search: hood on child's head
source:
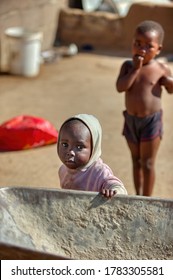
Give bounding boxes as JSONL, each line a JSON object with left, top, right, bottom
{"left": 59, "top": 114, "right": 102, "bottom": 169}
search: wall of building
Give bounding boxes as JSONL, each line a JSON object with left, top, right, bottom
{"left": 1, "top": 1, "right": 173, "bottom": 59}
{"left": 57, "top": 3, "right": 173, "bottom": 54}
{"left": 0, "top": 0, "right": 68, "bottom": 50}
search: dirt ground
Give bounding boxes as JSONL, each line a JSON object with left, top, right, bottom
{"left": 0, "top": 51, "right": 173, "bottom": 199}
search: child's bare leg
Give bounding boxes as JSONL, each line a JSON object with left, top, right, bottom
{"left": 127, "top": 141, "right": 143, "bottom": 195}
{"left": 140, "top": 137, "right": 161, "bottom": 196}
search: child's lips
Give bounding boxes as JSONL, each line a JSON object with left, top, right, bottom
{"left": 135, "top": 54, "right": 144, "bottom": 59}
{"left": 66, "top": 158, "right": 75, "bottom": 163}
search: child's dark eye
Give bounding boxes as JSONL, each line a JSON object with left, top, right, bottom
{"left": 61, "top": 142, "right": 68, "bottom": 148}
{"left": 148, "top": 45, "right": 153, "bottom": 49}
{"left": 77, "top": 145, "right": 84, "bottom": 150}
{"left": 135, "top": 41, "right": 141, "bottom": 47}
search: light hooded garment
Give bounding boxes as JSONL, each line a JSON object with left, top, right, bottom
{"left": 58, "top": 114, "right": 127, "bottom": 194}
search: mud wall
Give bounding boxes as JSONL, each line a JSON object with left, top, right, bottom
{"left": 57, "top": 8, "right": 123, "bottom": 50}
{"left": 0, "top": 0, "right": 68, "bottom": 50}
{"left": 57, "top": 3, "right": 173, "bottom": 53}
{"left": 1, "top": 2, "right": 173, "bottom": 53}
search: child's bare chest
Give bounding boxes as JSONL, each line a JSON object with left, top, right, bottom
{"left": 134, "top": 65, "right": 162, "bottom": 88}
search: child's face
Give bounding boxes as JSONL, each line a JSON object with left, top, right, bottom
{"left": 58, "top": 120, "right": 92, "bottom": 169}
{"left": 132, "top": 30, "right": 162, "bottom": 64}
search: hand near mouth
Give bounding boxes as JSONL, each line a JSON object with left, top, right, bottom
{"left": 133, "top": 55, "right": 144, "bottom": 70}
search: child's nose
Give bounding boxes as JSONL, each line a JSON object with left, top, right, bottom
{"left": 67, "top": 149, "right": 75, "bottom": 156}
{"left": 138, "top": 49, "right": 146, "bottom": 56}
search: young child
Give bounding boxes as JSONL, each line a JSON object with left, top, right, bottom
{"left": 116, "top": 20, "right": 173, "bottom": 196}
{"left": 57, "top": 114, "right": 127, "bottom": 198}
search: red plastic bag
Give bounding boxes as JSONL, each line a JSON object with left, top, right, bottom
{"left": 0, "top": 115, "right": 58, "bottom": 151}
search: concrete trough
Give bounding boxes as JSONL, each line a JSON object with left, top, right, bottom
{"left": 0, "top": 187, "right": 173, "bottom": 259}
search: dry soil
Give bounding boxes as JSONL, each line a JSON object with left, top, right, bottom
{"left": 0, "top": 51, "right": 173, "bottom": 198}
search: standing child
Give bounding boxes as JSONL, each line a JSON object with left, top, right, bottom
{"left": 57, "top": 114, "right": 127, "bottom": 198}
{"left": 116, "top": 20, "right": 173, "bottom": 196}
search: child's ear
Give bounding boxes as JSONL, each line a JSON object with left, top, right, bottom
{"left": 157, "top": 45, "right": 162, "bottom": 55}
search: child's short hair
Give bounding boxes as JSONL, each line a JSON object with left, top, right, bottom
{"left": 136, "top": 20, "right": 164, "bottom": 44}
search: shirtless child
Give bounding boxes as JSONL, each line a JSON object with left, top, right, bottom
{"left": 116, "top": 20, "right": 173, "bottom": 196}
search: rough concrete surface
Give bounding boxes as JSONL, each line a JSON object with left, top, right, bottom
{"left": 0, "top": 187, "right": 173, "bottom": 260}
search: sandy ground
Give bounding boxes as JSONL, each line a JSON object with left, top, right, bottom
{"left": 0, "top": 51, "right": 173, "bottom": 199}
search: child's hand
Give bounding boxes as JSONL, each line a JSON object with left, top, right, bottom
{"left": 159, "top": 76, "right": 173, "bottom": 93}
{"left": 159, "top": 76, "right": 168, "bottom": 86}
{"left": 101, "top": 188, "right": 117, "bottom": 198}
{"left": 133, "top": 55, "right": 144, "bottom": 70}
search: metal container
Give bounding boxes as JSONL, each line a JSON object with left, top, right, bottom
{"left": 0, "top": 187, "right": 173, "bottom": 259}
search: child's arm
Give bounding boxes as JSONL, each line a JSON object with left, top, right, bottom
{"left": 159, "top": 64, "right": 173, "bottom": 94}
{"left": 116, "top": 57, "right": 143, "bottom": 92}
{"left": 98, "top": 163, "right": 127, "bottom": 198}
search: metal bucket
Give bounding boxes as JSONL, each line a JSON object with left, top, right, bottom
{"left": 4, "top": 27, "right": 42, "bottom": 77}
{"left": 0, "top": 187, "right": 173, "bottom": 259}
